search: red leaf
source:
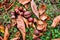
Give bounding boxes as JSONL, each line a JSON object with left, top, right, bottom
{"left": 31, "top": 0, "right": 39, "bottom": 18}
{"left": 17, "top": 15, "right": 26, "bottom": 40}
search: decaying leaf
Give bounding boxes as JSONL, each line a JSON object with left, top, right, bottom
{"left": 0, "top": 25, "right": 4, "bottom": 33}
{"left": 37, "top": 20, "right": 47, "bottom": 31}
{"left": 17, "top": 15, "right": 26, "bottom": 40}
{"left": 23, "top": 17, "right": 29, "bottom": 28}
{"left": 18, "top": 0, "right": 30, "bottom": 5}
{"left": 31, "top": 0, "right": 39, "bottom": 18}
{"left": 39, "top": 4, "right": 46, "bottom": 15}
{"left": 4, "top": 27, "right": 9, "bottom": 40}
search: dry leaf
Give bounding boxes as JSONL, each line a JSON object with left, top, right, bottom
{"left": 51, "top": 15, "right": 60, "bottom": 27}
{"left": 25, "top": 4, "right": 28, "bottom": 9}
{"left": 11, "top": 19, "right": 16, "bottom": 26}
{"left": 17, "top": 15, "right": 26, "bottom": 40}
{"left": 11, "top": 31, "right": 20, "bottom": 40}
{"left": 23, "top": 17, "right": 29, "bottom": 28}
{"left": 18, "top": 0, "right": 30, "bottom": 5}
{"left": 11, "top": 37, "right": 20, "bottom": 40}
{"left": 0, "top": 36, "right": 3, "bottom": 40}
{"left": 15, "top": 31, "right": 20, "bottom": 37}
{"left": 0, "top": 25, "right": 4, "bottom": 33}
{"left": 40, "top": 13, "right": 48, "bottom": 21}
{"left": 34, "top": 18, "right": 38, "bottom": 23}
{"left": 37, "top": 20, "right": 47, "bottom": 31}
{"left": 3, "top": 0, "right": 15, "bottom": 11}
{"left": 32, "top": 23, "right": 36, "bottom": 29}
{"left": 31, "top": 0, "right": 39, "bottom": 18}
{"left": 39, "top": 4, "right": 46, "bottom": 15}
{"left": 4, "top": 27, "right": 9, "bottom": 40}
{"left": 53, "top": 38, "right": 60, "bottom": 40}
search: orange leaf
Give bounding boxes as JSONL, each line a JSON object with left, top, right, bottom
{"left": 4, "top": 27, "right": 9, "bottom": 40}
{"left": 18, "top": 0, "right": 30, "bottom": 5}
{"left": 31, "top": 0, "right": 39, "bottom": 18}
{"left": 39, "top": 4, "right": 46, "bottom": 15}
{"left": 17, "top": 15, "right": 26, "bottom": 40}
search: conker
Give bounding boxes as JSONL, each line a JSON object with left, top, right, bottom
{"left": 34, "top": 29, "right": 40, "bottom": 35}
{"left": 28, "top": 17, "right": 34, "bottom": 22}
{"left": 24, "top": 11, "right": 31, "bottom": 18}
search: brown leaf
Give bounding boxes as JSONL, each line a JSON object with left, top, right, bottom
{"left": 40, "top": 13, "right": 48, "bottom": 21}
{"left": 11, "top": 19, "right": 16, "bottom": 26}
{"left": 23, "top": 17, "right": 29, "bottom": 28}
{"left": 4, "top": 0, "right": 15, "bottom": 11}
{"left": 4, "top": 27, "right": 9, "bottom": 40}
{"left": 39, "top": 4, "right": 46, "bottom": 15}
{"left": 18, "top": 0, "right": 30, "bottom": 5}
{"left": 51, "top": 15, "right": 60, "bottom": 27}
{"left": 11, "top": 37, "right": 20, "bottom": 40}
{"left": 25, "top": 4, "right": 29, "bottom": 9}
{"left": 11, "top": 31, "right": 20, "bottom": 40}
{"left": 0, "top": 25, "right": 4, "bottom": 33}
{"left": 37, "top": 20, "right": 47, "bottom": 31}
{"left": 31, "top": 0, "right": 39, "bottom": 18}
{"left": 17, "top": 15, "right": 26, "bottom": 40}
{"left": 0, "top": 36, "right": 3, "bottom": 40}
{"left": 53, "top": 38, "right": 60, "bottom": 40}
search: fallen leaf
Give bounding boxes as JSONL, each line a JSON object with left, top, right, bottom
{"left": 25, "top": 4, "right": 29, "bottom": 9}
{"left": 31, "top": 0, "right": 39, "bottom": 18}
{"left": 39, "top": 4, "right": 46, "bottom": 15}
{"left": 15, "top": 31, "right": 20, "bottom": 37}
{"left": 34, "top": 18, "right": 38, "bottom": 23}
{"left": 11, "top": 37, "right": 20, "bottom": 40}
{"left": 23, "top": 17, "right": 29, "bottom": 28}
{"left": 40, "top": 13, "right": 48, "bottom": 21}
{"left": 51, "top": 15, "right": 60, "bottom": 27}
{"left": 11, "top": 19, "right": 16, "bottom": 26}
{"left": 4, "top": 0, "right": 15, "bottom": 11}
{"left": 17, "top": 15, "right": 26, "bottom": 40}
{"left": 11, "top": 31, "right": 20, "bottom": 40}
{"left": 0, "top": 36, "right": 3, "bottom": 40}
{"left": 37, "top": 20, "right": 47, "bottom": 31}
{"left": 53, "top": 38, "right": 60, "bottom": 40}
{"left": 0, "top": 25, "right": 4, "bottom": 33}
{"left": 18, "top": 0, "right": 30, "bottom": 5}
{"left": 4, "top": 27, "right": 9, "bottom": 40}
